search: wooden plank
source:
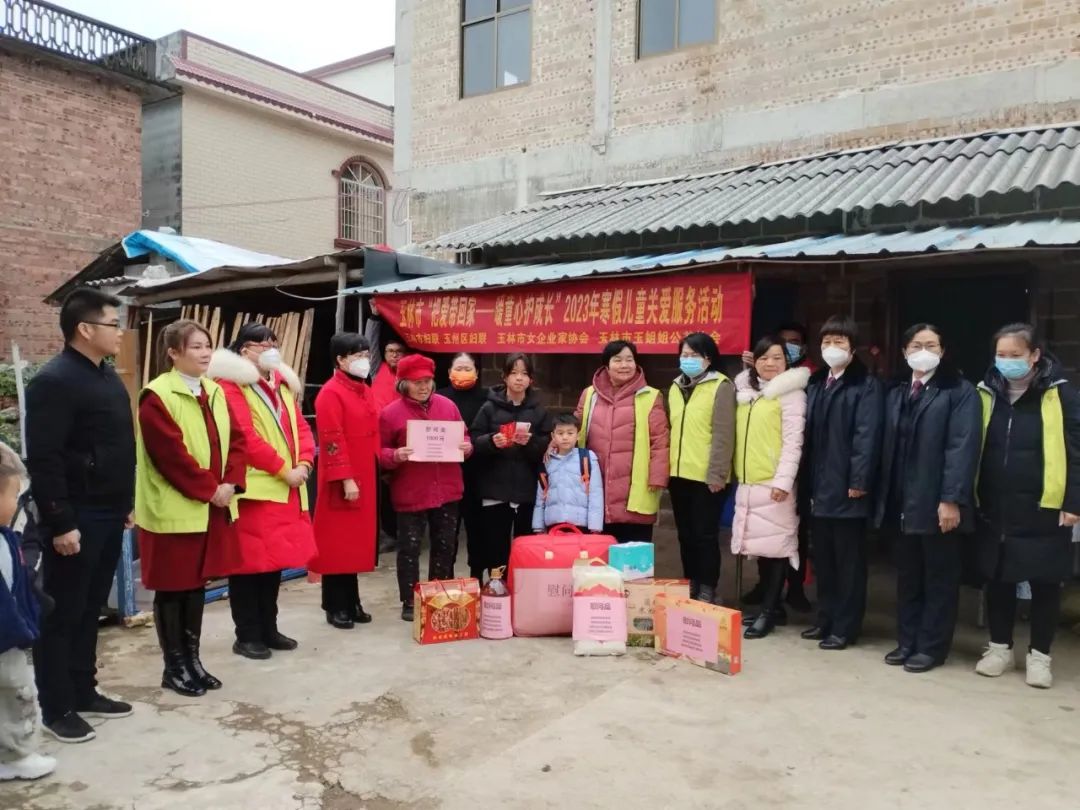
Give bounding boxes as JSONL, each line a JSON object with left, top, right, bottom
{"left": 298, "top": 309, "right": 314, "bottom": 389}
{"left": 208, "top": 307, "right": 221, "bottom": 349}
{"left": 142, "top": 310, "right": 153, "bottom": 385}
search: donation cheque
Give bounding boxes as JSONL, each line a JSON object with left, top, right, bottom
{"left": 406, "top": 420, "right": 465, "bottom": 462}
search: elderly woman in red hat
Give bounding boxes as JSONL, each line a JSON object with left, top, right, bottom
{"left": 378, "top": 353, "right": 473, "bottom": 621}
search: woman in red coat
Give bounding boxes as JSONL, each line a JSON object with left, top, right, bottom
{"left": 136, "top": 320, "right": 246, "bottom": 696}
{"left": 206, "top": 323, "right": 317, "bottom": 660}
{"left": 312, "top": 333, "right": 379, "bottom": 629}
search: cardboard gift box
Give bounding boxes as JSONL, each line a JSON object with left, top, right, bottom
{"left": 413, "top": 578, "right": 480, "bottom": 645}
{"left": 625, "top": 578, "right": 690, "bottom": 647}
{"left": 608, "top": 542, "right": 655, "bottom": 581}
{"left": 653, "top": 594, "right": 742, "bottom": 674}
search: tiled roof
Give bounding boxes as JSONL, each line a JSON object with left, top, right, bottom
{"left": 429, "top": 125, "right": 1080, "bottom": 250}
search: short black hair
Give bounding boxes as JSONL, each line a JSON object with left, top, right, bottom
{"left": 819, "top": 316, "right": 858, "bottom": 344}
{"left": 677, "top": 332, "right": 722, "bottom": 369}
{"left": 747, "top": 334, "right": 789, "bottom": 390}
{"left": 777, "top": 321, "right": 808, "bottom": 341}
{"left": 503, "top": 352, "right": 535, "bottom": 378}
{"left": 229, "top": 322, "right": 277, "bottom": 352}
{"left": 602, "top": 340, "right": 638, "bottom": 366}
{"left": 329, "top": 332, "right": 370, "bottom": 361}
{"left": 60, "top": 288, "right": 121, "bottom": 343}
{"left": 900, "top": 322, "right": 945, "bottom": 350}
{"left": 553, "top": 412, "right": 581, "bottom": 429}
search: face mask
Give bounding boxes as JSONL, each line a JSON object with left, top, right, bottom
{"left": 257, "top": 348, "right": 282, "bottom": 370}
{"left": 784, "top": 343, "right": 804, "bottom": 365}
{"left": 995, "top": 357, "right": 1032, "bottom": 381}
{"left": 821, "top": 346, "right": 851, "bottom": 370}
{"left": 906, "top": 349, "right": 941, "bottom": 374}
{"left": 679, "top": 357, "right": 705, "bottom": 378}
{"left": 348, "top": 358, "right": 370, "bottom": 378}
{"left": 449, "top": 370, "right": 478, "bottom": 390}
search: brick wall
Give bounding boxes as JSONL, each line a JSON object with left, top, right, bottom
{"left": 180, "top": 87, "right": 394, "bottom": 259}
{"left": 0, "top": 48, "right": 142, "bottom": 360}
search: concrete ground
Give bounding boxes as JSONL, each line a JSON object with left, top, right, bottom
{"left": 4, "top": 528, "right": 1080, "bottom": 810}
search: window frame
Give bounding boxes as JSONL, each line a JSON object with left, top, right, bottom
{"left": 334, "top": 157, "right": 389, "bottom": 249}
{"left": 460, "top": 0, "right": 533, "bottom": 99}
{"left": 636, "top": 0, "right": 718, "bottom": 60}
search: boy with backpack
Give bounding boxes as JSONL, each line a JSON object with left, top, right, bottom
{"left": 0, "top": 442, "right": 54, "bottom": 781}
{"left": 533, "top": 414, "right": 605, "bottom": 533}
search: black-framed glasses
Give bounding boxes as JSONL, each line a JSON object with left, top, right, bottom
{"left": 84, "top": 321, "right": 122, "bottom": 329}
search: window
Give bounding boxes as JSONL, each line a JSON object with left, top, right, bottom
{"left": 337, "top": 159, "right": 386, "bottom": 246}
{"left": 638, "top": 0, "right": 716, "bottom": 58}
{"left": 461, "top": 0, "right": 531, "bottom": 97}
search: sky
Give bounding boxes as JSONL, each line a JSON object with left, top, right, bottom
{"left": 55, "top": 0, "right": 396, "bottom": 72}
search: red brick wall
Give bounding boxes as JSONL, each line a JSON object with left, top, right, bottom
{"left": 0, "top": 48, "right": 142, "bottom": 360}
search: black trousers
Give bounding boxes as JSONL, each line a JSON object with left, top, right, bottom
{"left": 895, "top": 532, "right": 962, "bottom": 661}
{"left": 474, "top": 503, "right": 532, "bottom": 579}
{"left": 397, "top": 502, "right": 460, "bottom": 603}
{"left": 811, "top": 516, "right": 867, "bottom": 641}
{"left": 321, "top": 574, "right": 361, "bottom": 614}
{"left": 603, "top": 522, "right": 655, "bottom": 543}
{"left": 669, "top": 478, "right": 724, "bottom": 590}
{"left": 459, "top": 488, "right": 485, "bottom": 571}
{"left": 35, "top": 506, "right": 126, "bottom": 724}
{"left": 987, "top": 579, "right": 1061, "bottom": 654}
{"left": 755, "top": 517, "right": 810, "bottom": 594}
{"left": 758, "top": 557, "right": 787, "bottom": 612}
{"left": 378, "top": 478, "right": 397, "bottom": 541}
{"left": 228, "top": 571, "right": 283, "bottom": 644}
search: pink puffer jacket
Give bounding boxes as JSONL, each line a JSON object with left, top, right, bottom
{"left": 730, "top": 367, "right": 809, "bottom": 567}
{"left": 574, "top": 367, "right": 670, "bottom": 525}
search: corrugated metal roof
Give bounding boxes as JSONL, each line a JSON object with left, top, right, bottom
{"left": 430, "top": 125, "right": 1080, "bottom": 250}
{"left": 358, "top": 219, "right": 1080, "bottom": 295}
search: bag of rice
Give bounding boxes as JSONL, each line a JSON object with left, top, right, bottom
{"left": 571, "top": 558, "right": 627, "bottom": 656}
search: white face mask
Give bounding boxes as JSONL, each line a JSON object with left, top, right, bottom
{"left": 348, "top": 358, "right": 371, "bottom": 378}
{"left": 257, "top": 348, "right": 282, "bottom": 370}
{"left": 821, "top": 346, "right": 851, "bottom": 370}
{"left": 906, "top": 349, "right": 941, "bottom": 374}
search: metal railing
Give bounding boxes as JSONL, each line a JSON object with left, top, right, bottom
{"left": 1, "top": 0, "right": 156, "bottom": 83}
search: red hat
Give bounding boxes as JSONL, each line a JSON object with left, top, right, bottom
{"left": 396, "top": 353, "right": 435, "bottom": 381}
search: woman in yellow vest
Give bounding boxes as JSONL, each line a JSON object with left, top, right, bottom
{"left": 973, "top": 323, "right": 1080, "bottom": 689}
{"left": 668, "top": 332, "right": 736, "bottom": 604}
{"left": 136, "top": 320, "right": 246, "bottom": 696}
{"left": 207, "top": 323, "right": 317, "bottom": 660}
{"left": 731, "top": 336, "right": 810, "bottom": 639}
{"left": 574, "top": 340, "right": 669, "bottom": 542}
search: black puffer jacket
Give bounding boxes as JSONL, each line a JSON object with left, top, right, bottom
{"left": 438, "top": 384, "right": 489, "bottom": 492}
{"left": 976, "top": 357, "right": 1080, "bottom": 582}
{"left": 470, "top": 386, "right": 553, "bottom": 505}
{"left": 874, "top": 368, "right": 982, "bottom": 535}
{"left": 801, "top": 356, "right": 884, "bottom": 519}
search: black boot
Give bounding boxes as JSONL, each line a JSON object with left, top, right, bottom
{"left": 182, "top": 590, "right": 222, "bottom": 690}
{"left": 696, "top": 585, "right": 717, "bottom": 605}
{"left": 154, "top": 595, "right": 206, "bottom": 697}
{"left": 401, "top": 602, "right": 414, "bottom": 622}
{"left": 353, "top": 601, "right": 373, "bottom": 624}
{"left": 326, "top": 610, "right": 355, "bottom": 629}
{"left": 689, "top": 580, "right": 701, "bottom": 600}
{"left": 744, "top": 610, "right": 776, "bottom": 639}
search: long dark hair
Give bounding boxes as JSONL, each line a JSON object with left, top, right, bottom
{"left": 747, "top": 334, "right": 789, "bottom": 391}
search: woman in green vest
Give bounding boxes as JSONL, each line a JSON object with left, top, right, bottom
{"left": 136, "top": 320, "right": 246, "bottom": 696}
{"left": 974, "top": 323, "right": 1080, "bottom": 689}
{"left": 667, "top": 332, "right": 736, "bottom": 604}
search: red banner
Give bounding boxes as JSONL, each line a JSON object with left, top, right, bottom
{"left": 373, "top": 271, "right": 752, "bottom": 354}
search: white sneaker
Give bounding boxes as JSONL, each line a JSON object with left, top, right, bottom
{"left": 975, "top": 642, "right": 1014, "bottom": 677}
{"left": 0, "top": 753, "right": 57, "bottom": 781}
{"left": 1026, "top": 649, "right": 1053, "bottom": 689}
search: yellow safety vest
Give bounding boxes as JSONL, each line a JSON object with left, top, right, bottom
{"left": 135, "top": 370, "right": 235, "bottom": 533}
{"left": 239, "top": 381, "right": 309, "bottom": 510}
{"left": 668, "top": 375, "right": 728, "bottom": 484}
{"left": 579, "top": 385, "right": 662, "bottom": 516}
{"left": 977, "top": 384, "right": 1066, "bottom": 509}
{"left": 734, "top": 395, "right": 783, "bottom": 485}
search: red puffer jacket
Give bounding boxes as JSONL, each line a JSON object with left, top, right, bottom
{"left": 379, "top": 393, "right": 469, "bottom": 513}
{"left": 574, "top": 367, "right": 670, "bottom": 525}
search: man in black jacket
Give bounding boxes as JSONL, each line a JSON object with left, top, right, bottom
{"left": 27, "top": 289, "right": 136, "bottom": 743}
{"left": 799, "top": 316, "right": 884, "bottom": 651}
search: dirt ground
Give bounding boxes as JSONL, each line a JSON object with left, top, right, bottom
{"left": 3, "top": 530, "right": 1080, "bottom": 810}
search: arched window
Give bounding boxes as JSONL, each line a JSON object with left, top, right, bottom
{"left": 337, "top": 158, "right": 387, "bottom": 246}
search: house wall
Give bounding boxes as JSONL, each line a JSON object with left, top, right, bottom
{"left": 396, "top": 0, "right": 1080, "bottom": 244}
{"left": 179, "top": 87, "right": 394, "bottom": 259}
{"left": 0, "top": 47, "right": 142, "bottom": 359}
{"left": 319, "top": 58, "right": 395, "bottom": 107}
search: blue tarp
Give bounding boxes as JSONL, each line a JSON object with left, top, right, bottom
{"left": 121, "top": 230, "right": 295, "bottom": 275}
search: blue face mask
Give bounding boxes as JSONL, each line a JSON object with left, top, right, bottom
{"left": 679, "top": 357, "right": 705, "bottom": 378}
{"left": 784, "top": 343, "right": 804, "bottom": 365}
{"left": 995, "top": 357, "right": 1032, "bottom": 380}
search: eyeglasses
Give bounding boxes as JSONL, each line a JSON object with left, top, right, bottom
{"left": 908, "top": 343, "right": 941, "bottom": 352}
{"left": 385, "top": 348, "right": 404, "bottom": 355}
{"left": 245, "top": 341, "right": 276, "bottom": 350}
{"left": 84, "top": 321, "right": 122, "bottom": 329}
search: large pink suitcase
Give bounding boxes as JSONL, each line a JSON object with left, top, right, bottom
{"left": 508, "top": 524, "right": 616, "bottom": 637}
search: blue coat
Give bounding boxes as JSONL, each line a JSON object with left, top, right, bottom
{"left": 532, "top": 449, "right": 605, "bottom": 532}
{"left": 0, "top": 527, "right": 41, "bottom": 654}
